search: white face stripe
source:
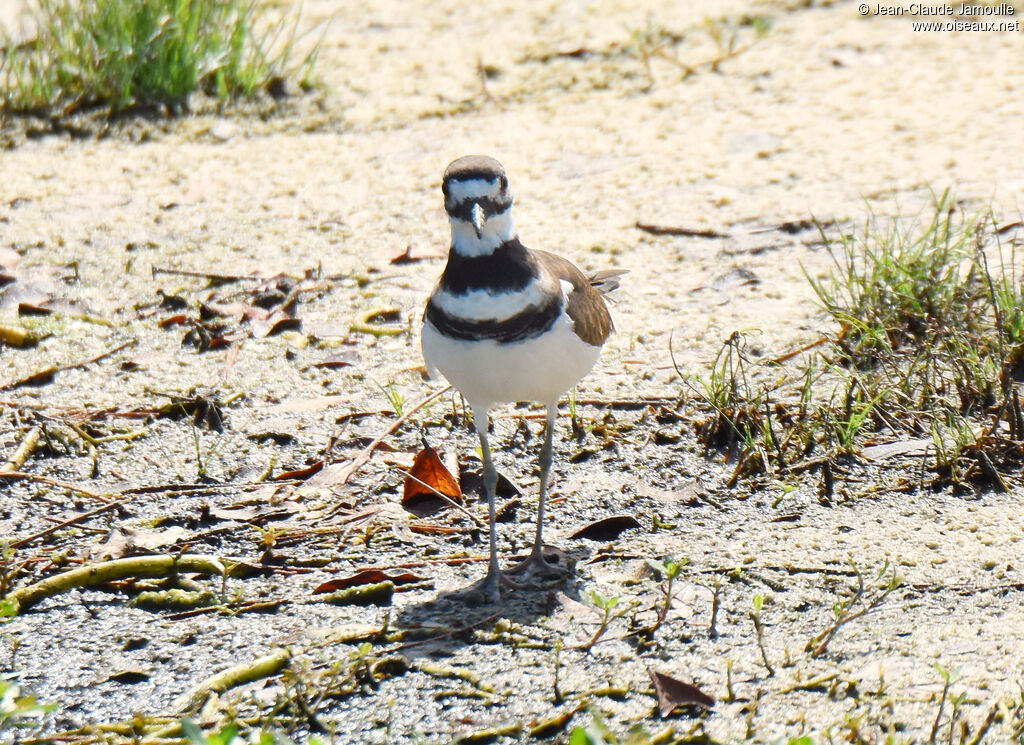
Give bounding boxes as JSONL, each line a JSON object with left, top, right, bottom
{"left": 449, "top": 209, "right": 516, "bottom": 257}
{"left": 431, "top": 280, "right": 554, "bottom": 322}
{"left": 446, "top": 178, "right": 503, "bottom": 204}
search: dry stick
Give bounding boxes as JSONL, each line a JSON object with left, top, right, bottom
{"left": 123, "top": 480, "right": 298, "bottom": 496}
{"left": 151, "top": 265, "right": 259, "bottom": 283}
{"left": 322, "top": 384, "right": 452, "bottom": 488}
{"left": 60, "top": 339, "right": 136, "bottom": 372}
{"left": 10, "top": 498, "right": 126, "bottom": 549}
{"left": 477, "top": 57, "right": 501, "bottom": 106}
{"left": 0, "top": 470, "right": 115, "bottom": 503}
{"left": 0, "top": 340, "right": 136, "bottom": 391}
{"left": 390, "top": 465, "right": 484, "bottom": 526}
{"left": 634, "top": 221, "right": 728, "bottom": 239}
{"left": 383, "top": 613, "right": 501, "bottom": 656}
{"left": 7, "top": 553, "right": 227, "bottom": 612}
{"left": 769, "top": 336, "right": 832, "bottom": 365}
{"left": 173, "top": 647, "right": 292, "bottom": 712}
{"left": 2, "top": 425, "right": 41, "bottom": 471}
{"left": 964, "top": 702, "right": 999, "bottom": 745}
{"left": 0, "top": 399, "right": 49, "bottom": 411}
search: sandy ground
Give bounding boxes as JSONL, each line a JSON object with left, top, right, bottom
{"left": 2, "top": 0, "right": 1024, "bottom": 742}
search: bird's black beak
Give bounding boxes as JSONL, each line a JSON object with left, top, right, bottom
{"left": 471, "top": 202, "right": 484, "bottom": 239}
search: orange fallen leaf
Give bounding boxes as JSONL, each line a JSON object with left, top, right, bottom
{"left": 401, "top": 445, "right": 462, "bottom": 516}
{"left": 158, "top": 314, "right": 190, "bottom": 328}
{"left": 275, "top": 460, "right": 325, "bottom": 480}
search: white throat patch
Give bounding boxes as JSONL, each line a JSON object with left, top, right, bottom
{"left": 450, "top": 209, "right": 517, "bottom": 257}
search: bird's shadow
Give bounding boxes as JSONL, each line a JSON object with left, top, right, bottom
{"left": 392, "top": 547, "right": 590, "bottom": 658}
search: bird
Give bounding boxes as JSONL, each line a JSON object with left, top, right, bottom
{"left": 421, "top": 155, "right": 622, "bottom": 602}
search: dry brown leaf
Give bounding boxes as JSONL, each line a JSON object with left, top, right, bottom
{"left": 275, "top": 460, "right": 325, "bottom": 480}
{"left": 570, "top": 514, "right": 642, "bottom": 541}
{"left": 402, "top": 445, "right": 462, "bottom": 516}
{"left": 250, "top": 308, "right": 301, "bottom": 338}
{"left": 313, "top": 569, "right": 425, "bottom": 594}
{"left": 648, "top": 670, "right": 714, "bottom": 717}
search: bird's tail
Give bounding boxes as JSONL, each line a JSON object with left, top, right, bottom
{"left": 587, "top": 269, "right": 627, "bottom": 296}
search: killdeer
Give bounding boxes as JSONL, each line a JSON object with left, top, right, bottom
{"left": 422, "top": 155, "right": 622, "bottom": 602}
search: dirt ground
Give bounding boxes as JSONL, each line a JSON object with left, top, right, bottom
{"left": 2, "top": 0, "right": 1024, "bottom": 742}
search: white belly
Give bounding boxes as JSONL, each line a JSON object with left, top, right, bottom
{"left": 421, "top": 313, "right": 603, "bottom": 409}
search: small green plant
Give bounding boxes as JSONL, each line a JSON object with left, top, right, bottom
{"left": 687, "top": 331, "right": 767, "bottom": 460}
{"left": 925, "top": 663, "right": 973, "bottom": 745}
{"left": 807, "top": 558, "right": 901, "bottom": 658}
{"left": 189, "top": 418, "right": 226, "bottom": 481}
{"left": 687, "top": 192, "right": 1024, "bottom": 491}
{"left": 702, "top": 14, "right": 772, "bottom": 72}
{"left": 749, "top": 594, "right": 774, "bottom": 676}
{"left": 1, "top": 0, "right": 320, "bottom": 116}
{"left": 625, "top": 14, "right": 771, "bottom": 89}
{"left": 568, "top": 712, "right": 661, "bottom": 745}
{"left": 182, "top": 720, "right": 323, "bottom": 745}
{"left": 378, "top": 382, "right": 405, "bottom": 417}
{"left": 182, "top": 719, "right": 239, "bottom": 745}
{"left": 626, "top": 18, "right": 691, "bottom": 88}
{"left": 0, "top": 679, "right": 55, "bottom": 732}
{"left": 0, "top": 543, "right": 16, "bottom": 600}
{"left": 581, "top": 590, "right": 633, "bottom": 652}
{"left": 567, "top": 387, "right": 592, "bottom": 442}
{"left": 645, "top": 555, "right": 688, "bottom": 632}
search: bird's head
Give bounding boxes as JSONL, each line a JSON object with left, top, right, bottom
{"left": 442, "top": 155, "right": 516, "bottom": 255}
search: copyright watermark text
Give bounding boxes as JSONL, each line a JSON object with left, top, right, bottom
{"left": 858, "top": 3, "right": 1021, "bottom": 30}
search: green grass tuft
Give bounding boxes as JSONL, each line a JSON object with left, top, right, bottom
{"left": 0, "top": 0, "right": 320, "bottom": 116}
{"left": 688, "top": 190, "right": 1024, "bottom": 491}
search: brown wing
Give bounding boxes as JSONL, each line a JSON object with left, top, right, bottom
{"left": 533, "top": 250, "right": 616, "bottom": 346}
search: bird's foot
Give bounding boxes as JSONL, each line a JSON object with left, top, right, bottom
{"left": 454, "top": 566, "right": 524, "bottom": 603}
{"left": 506, "top": 544, "right": 572, "bottom": 585}
{"left": 452, "top": 548, "right": 572, "bottom": 602}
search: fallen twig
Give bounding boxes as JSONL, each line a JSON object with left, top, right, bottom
{"left": 174, "top": 647, "right": 292, "bottom": 712}
{"left": 166, "top": 598, "right": 287, "bottom": 621}
{"left": 0, "top": 470, "right": 115, "bottom": 503}
{"left": 768, "top": 335, "right": 832, "bottom": 364}
{"left": 0, "top": 340, "right": 135, "bottom": 391}
{"left": 391, "top": 464, "right": 483, "bottom": 526}
{"left": 122, "top": 480, "right": 299, "bottom": 496}
{"left": 7, "top": 553, "right": 228, "bottom": 612}
{"left": 2, "top": 425, "right": 41, "bottom": 471}
{"left": 10, "top": 498, "right": 126, "bottom": 549}
{"left": 312, "top": 385, "right": 451, "bottom": 489}
{"left": 151, "top": 265, "right": 261, "bottom": 283}
{"left": 635, "top": 221, "right": 728, "bottom": 239}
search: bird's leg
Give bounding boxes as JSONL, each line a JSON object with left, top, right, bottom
{"left": 532, "top": 404, "right": 556, "bottom": 560}
{"left": 471, "top": 404, "right": 503, "bottom": 602}
{"left": 508, "top": 403, "right": 569, "bottom": 581}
